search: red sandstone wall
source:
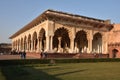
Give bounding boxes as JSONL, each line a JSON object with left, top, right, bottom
{"left": 108, "top": 24, "right": 120, "bottom": 58}
{"left": 108, "top": 24, "right": 120, "bottom": 43}
{"left": 108, "top": 46, "right": 120, "bottom": 58}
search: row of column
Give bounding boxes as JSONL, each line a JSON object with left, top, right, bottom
{"left": 52, "top": 36, "right": 93, "bottom": 53}
{"left": 12, "top": 36, "right": 53, "bottom": 53}
{"left": 12, "top": 34, "right": 108, "bottom": 54}
{"left": 12, "top": 35, "right": 94, "bottom": 53}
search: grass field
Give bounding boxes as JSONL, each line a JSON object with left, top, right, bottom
{"left": 1, "top": 62, "right": 120, "bottom": 80}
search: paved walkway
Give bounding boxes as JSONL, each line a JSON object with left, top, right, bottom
{"left": 0, "top": 54, "right": 39, "bottom": 60}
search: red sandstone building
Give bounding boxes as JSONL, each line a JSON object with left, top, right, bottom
{"left": 9, "top": 9, "right": 120, "bottom": 58}
{"left": 108, "top": 24, "right": 120, "bottom": 58}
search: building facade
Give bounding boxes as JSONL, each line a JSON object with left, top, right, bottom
{"left": 108, "top": 24, "right": 120, "bottom": 58}
{"left": 0, "top": 43, "right": 12, "bottom": 54}
{"left": 10, "top": 10, "right": 113, "bottom": 57}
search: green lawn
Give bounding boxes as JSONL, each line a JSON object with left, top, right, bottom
{"left": 1, "top": 62, "right": 120, "bottom": 80}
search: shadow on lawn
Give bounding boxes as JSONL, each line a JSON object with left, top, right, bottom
{"left": 54, "top": 69, "right": 88, "bottom": 76}
{"left": 1, "top": 66, "right": 61, "bottom": 80}
{"left": 1, "top": 66, "right": 88, "bottom": 80}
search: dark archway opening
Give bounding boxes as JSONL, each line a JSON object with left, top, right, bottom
{"left": 112, "top": 49, "right": 118, "bottom": 58}
{"left": 33, "top": 32, "right": 37, "bottom": 51}
{"left": 92, "top": 33, "right": 102, "bottom": 53}
{"left": 28, "top": 34, "right": 31, "bottom": 51}
{"left": 75, "top": 30, "right": 88, "bottom": 53}
{"left": 39, "top": 28, "right": 46, "bottom": 51}
{"left": 53, "top": 27, "right": 70, "bottom": 52}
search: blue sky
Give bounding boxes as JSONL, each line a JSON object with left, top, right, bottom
{"left": 0, "top": 0, "right": 120, "bottom": 43}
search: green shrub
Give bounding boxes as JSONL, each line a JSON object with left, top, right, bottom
{"left": 1, "top": 58, "right": 120, "bottom": 66}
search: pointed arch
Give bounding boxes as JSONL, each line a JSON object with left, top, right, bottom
{"left": 53, "top": 27, "right": 70, "bottom": 53}
{"left": 28, "top": 34, "right": 31, "bottom": 51}
{"left": 32, "top": 31, "right": 37, "bottom": 51}
{"left": 32, "top": 32, "right": 37, "bottom": 40}
{"left": 39, "top": 28, "right": 46, "bottom": 51}
{"left": 75, "top": 30, "right": 88, "bottom": 53}
{"left": 92, "top": 32, "right": 102, "bottom": 53}
{"left": 24, "top": 36, "right": 27, "bottom": 51}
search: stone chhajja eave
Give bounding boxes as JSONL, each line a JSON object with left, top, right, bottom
{"left": 46, "top": 14, "right": 113, "bottom": 32}
{"left": 10, "top": 9, "right": 113, "bottom": 39}
{"left": 45, "top": 11, "right": 113, "bottom": 30}
{"left": 46, "top": 9, "right": 105, "bottom": 24}
{"left": 9, "top": 14, "right": 47, "bottom": 39}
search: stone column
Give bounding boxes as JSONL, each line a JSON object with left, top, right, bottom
{"left": 17, "top": 42, "right": 19, "bottom": 51}
{"left": 26, "top": 41, "right": 28, "bottom": 52}
{"left": 18, "top": 43, "right": 20, "bottom": 51}
{"left": 87, "top": 31, "right": 93, "bottom": 53}
{"left": 88, "top": 38, "right": 93, "bottom": 53}
{"left": 24, "top": 42, "right": 26, "bottom": 51}
{"left": 25, "top": 41, "right": 27, "bottom": 51}
{"left": 25, "top": 42, "right": 26, "bottom": 51}
{"left": 50, "top": 36, "right": 53, "bottom": 51}
{"left": 31, "top": 41, "right": 33, "bottom": 52}
{"left": 39, "top": 39, "right": 42, "bottom": 51}
{"left": 102, "top": 34, "right": 108, "bottom": 54}
{"left": 97, "top": 45, "right": 99, "bottom": 53}
{"left": 15, "top": 42, "right": 17, "bottom": 50}
{"left": 28, "top": 41, "right": 29, "bottom": 51}
{"left": 74, "top": 42, "right": 78, "bottom": 53}
{"left": 28, "top": 41, "right": 30, "bottom": 51}
{"left": 15, "top": 43, "right": 17, "bottom": 51}
{"left": 34, "top": 40, "right": 36, "bottom": 51}
{"left": 31, "top": 40, "right": 34, "bottom": 52}
{"left": 23, "top": 42, "right": 25, "bottom": 51}
{"left": 43, "top": 40, "right": 46, "bottom": 51}
{"left": 105, "top": 41, "right": 108, "bottom": 54}
{"left": 29, "top": 41, "right": 30, "bottom": 51}
{"left": 21, "top": 42, "right": 23, "bottom": 51}
{"left": 57, "top": 37, "right": 62, "bottom": 53}
{"left": 29, "top": 41, "right": 31, "bottom": 51}
{"left": 102, "top": 40, "right": 108, "bottom": 54}
{"left": 58, "top": 37, "right": 62, "bottom": 49}
{"left": 70, "top": 38, "right": 75, "bottom": 53}
{"left": 20, "top": 42, "right": 23, "bottom": 51}
{"left": 37, "top": 38, "right": 40, "bottom": 52}
{"left": 19, "top": 42, "right": 21, "bottom": 51}
{"left": 15, "top": 43, "right": 16, "bottom": 50}
{"left": 16, "top": 43, "right": 18, "bottom": 51}
{"left": 45, "top": 36, "right": 50, "bottom": 52}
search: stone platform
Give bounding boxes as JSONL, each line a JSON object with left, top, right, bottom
{"left": 26, "top": 52, "right": 109, "bottom": 59}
